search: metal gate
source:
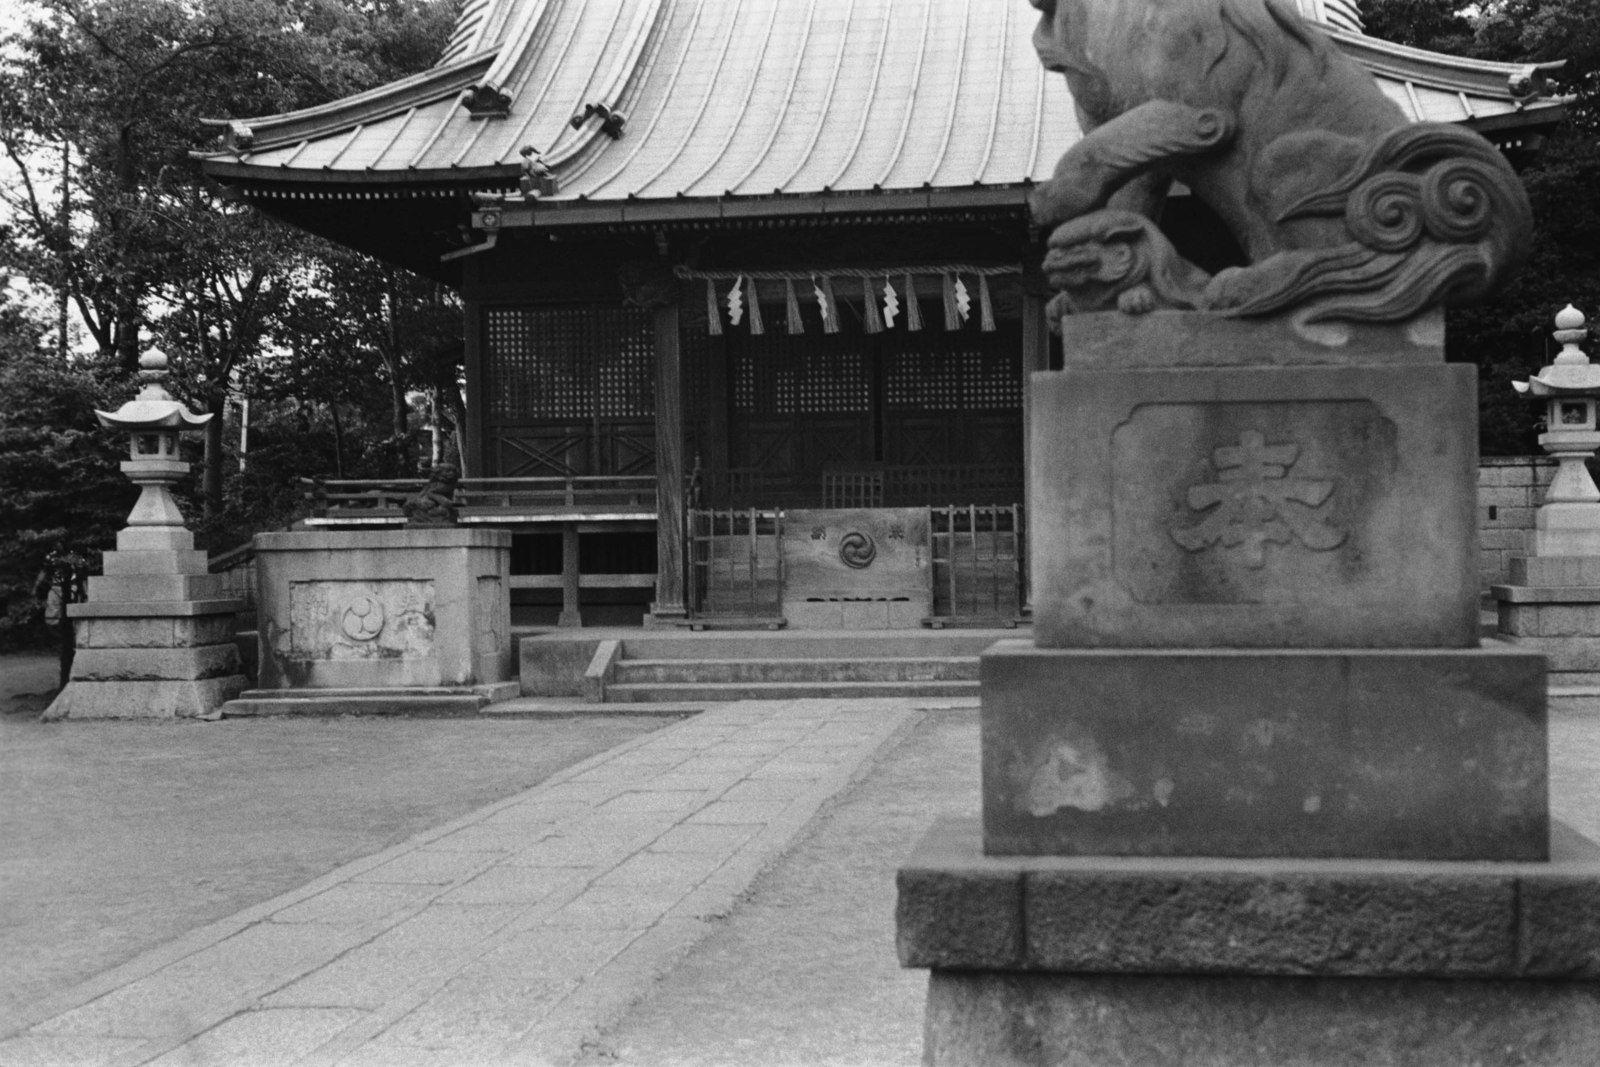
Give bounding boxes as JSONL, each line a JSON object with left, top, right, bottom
{"left": 687, "top": 508, "right": 784, "bottom": 624}
{"left": 928, "top": 504, "right": 1025, "bottom": 625}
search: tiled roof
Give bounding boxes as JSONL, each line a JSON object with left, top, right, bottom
{"left": 199, "top": 0, "right": 1563, "bottom": 204}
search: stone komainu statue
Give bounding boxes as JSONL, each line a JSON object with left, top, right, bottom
{"left": 1028, "top": 0, "right": 1534, "bottom": 329}
{"left": 402, "top": 463, "right": 460, "bottom": 526}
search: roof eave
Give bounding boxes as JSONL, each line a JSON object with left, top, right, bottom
{"left": 1331, "top": 27, "right": 1564, "bottom": 100}
{"left": 476, "top": 186, "right": 1033, "bottom": 230}
{"left": 200, "top": 159, "right": 520, "bottom": 186}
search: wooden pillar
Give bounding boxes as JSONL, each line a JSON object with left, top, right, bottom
{"left": 558, "top": 524, "right": 582, "bottom": 627}
{"left": 461, "top": 288, "right": 485, "bottom": 479}
{"left": 651, "top": 302, "right": 689, "bottom": 624}
{"left": 1020, "top": 291, "right": 1050, "bottom": 617}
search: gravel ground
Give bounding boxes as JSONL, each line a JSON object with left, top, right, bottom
{"left": 0, "top": 652, "right": 675, "bottom": 1022}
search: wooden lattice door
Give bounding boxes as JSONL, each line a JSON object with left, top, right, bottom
{"left": 481, "top": 305, "right": 656, "bottom": 477}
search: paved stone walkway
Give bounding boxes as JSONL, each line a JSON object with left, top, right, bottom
{"left": 0, "top": 699, "right": 918, "bottom": 1067}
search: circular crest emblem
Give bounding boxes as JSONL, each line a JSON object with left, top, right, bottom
{"left": 838, "top": 531, "right": 877, "bottom": 569}
{"left": 341, "top": 595, "right": 385, "bottom": 641}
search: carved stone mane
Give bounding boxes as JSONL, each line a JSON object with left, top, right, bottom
{"left": 1028, "top": 0, "right": 1533, "bottom": 332}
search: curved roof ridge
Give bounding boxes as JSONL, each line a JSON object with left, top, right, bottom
{"left": 968, "top": 0, "right": 1012, "bottom": 184}
{"left": 544, "top": 0, "right": 669, "bottom": 166}
{"left": 770, "top": 0, "right": 858, "bottom": 192}
{"left": 725, "top": 0, "right": 818, "bottom": 195}
{"left": 477, "top": 0, "right": 556, "bottom": 95}
{"left": 868, "top": 0, "right": 935, "bottom": 189}
{"left": 674, "top": 0, "right": 789, "bottom": 192}
{"left": 922, "top": 0, "right": 973, "bottom": 184}
{"left": 203, "top": 50, "right": 497, "bottom": 155}
{"left": 626, "top": 1, "right": 746, "bottom": 196}
{"left": 579, "top": 0, "right": 712, "bottom": 195}
{"left": 817, "top": 0, "right": 892, "bottom": 190}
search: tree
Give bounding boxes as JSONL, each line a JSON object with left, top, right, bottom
{"left": 0, "top": 0, "right": 463, "bottom": 639}
{"left": 1364, "top": 0, "right": 1600, "bottom": 453}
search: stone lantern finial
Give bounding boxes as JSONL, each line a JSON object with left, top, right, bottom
{"left": 1553, "top": 305, "right": 1588, "bottom": 364}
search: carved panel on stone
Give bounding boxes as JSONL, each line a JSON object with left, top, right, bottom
{"left": 1111, "top": 401, "right": 1396, "bottom": 604}
{"left": 287, "top": 580, "right": 435, "bottom": 660}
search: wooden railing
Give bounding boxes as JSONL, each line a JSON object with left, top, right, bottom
{"left": 300, "top": 475, "right": 657, "bottom": 522}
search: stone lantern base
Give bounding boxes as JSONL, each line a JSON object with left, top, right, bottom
{"left": 44, "top": 527, "right": 246, "bottom": 720}
{"left": 1495, "top": 556, "right": 1600, "bottom": 687}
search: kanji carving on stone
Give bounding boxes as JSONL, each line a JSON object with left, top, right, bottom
{"left": 1171, "top": 431, "right": 1345, "bottom": 568}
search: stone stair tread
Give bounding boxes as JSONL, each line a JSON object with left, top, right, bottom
{"left": 618, "top": 656, "right": 979, "bottom": 666}
{"left": 605, "top": 679, "right": 980, "bottom": 701}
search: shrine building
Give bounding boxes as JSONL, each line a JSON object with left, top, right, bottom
{"left": 198, "top": 0, "right": 1563, "bottom": 631}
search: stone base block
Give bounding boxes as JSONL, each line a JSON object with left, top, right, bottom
{"left": 1512, "top": 556, "right": 1600, "bottom": 586}
{"left": 85, "top": 572, "right": 228, "bottom": 602}
{"left": 902, "top": 817, "right": 1600, "bottom": 1064}
{"left": 43, "top": 676, "right": 247, "bottom": 720}
{"left": 921, "top": 971, "right": 1600, "bottom": 1067}
{"left": 981, "top": 640, "right": 1547, "bottom": 860}
{"left": 68, "top": 643, "right": 240, "bottom": 682}
{"left": 1029, "top": 351, "right": 1480, "bottom": 649}
{"left": 1536, "top": 504, "right": 1600, "bottom": 558}
{"left": 900, "top": 819, "right": 1600, "bottom": 976}
{"left": 74, "top": 612, "right": 238, "bottom": 649}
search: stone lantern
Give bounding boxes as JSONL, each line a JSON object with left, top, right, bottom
{"left": 44, "top": 347, "right": 247, "bottom": 720}
{"left": 1513, "top": 305, "right": 1600, "bottom": 555}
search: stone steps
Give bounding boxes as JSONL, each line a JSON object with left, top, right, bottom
{"left": 589, "top": 630, "right": 1002, "bottom": 702}
{"left": 613, "top": 657, "right": 977, "bottom": 685}
{"left": 603, "top": 678, "right": 981, "bottom": 702}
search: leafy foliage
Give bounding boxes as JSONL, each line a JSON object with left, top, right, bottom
{"left": 0, "top": 311, "right": 131, "bottom": 648}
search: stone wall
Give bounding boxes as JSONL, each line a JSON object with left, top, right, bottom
{"left": 1479, "top": 456, "right": 1556, "bottom": 590}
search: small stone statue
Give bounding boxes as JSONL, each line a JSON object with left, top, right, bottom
{"left": 518, "top": 145, "right": 554, "bottom": 199}
{"left": 1028, "top": 0, "right": 1536, "bottom": 333}
{"left": 403, "top": 463, "right": 460, "bottom": 526}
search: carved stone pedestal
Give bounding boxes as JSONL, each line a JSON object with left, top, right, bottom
{"left": 898, "top": 311, "right": 1597, "bottom": 1065}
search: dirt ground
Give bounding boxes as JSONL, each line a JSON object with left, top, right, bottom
{"left": 0, "top": 651, "right": 675, "bottom": 1022}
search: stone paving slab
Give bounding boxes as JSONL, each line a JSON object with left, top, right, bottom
{"left": 0, "top": 699, "right": 918, "bottom": 1067}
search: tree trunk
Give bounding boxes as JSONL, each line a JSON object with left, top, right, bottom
{"left": 330, "top": 403, "right": 346, "bottom": 478}
{"left": 203, "top": 388, "right": 226, "bottom": 521}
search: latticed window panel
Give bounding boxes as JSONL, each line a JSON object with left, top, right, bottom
{"left": 483, "top": 305, "right": 655, "bottom": 422}
{"left": 730, "top": 334, "right": 869, "bottom": 416}
{"left": 960, "top": 346, "right": 1023, "bottom": 410}
{"left": 883, "top": 326, "right": 1022, "bottom": 412}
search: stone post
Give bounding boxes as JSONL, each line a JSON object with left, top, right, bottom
{"left": 1495, "top": 305, "right": 1600, "bottom": 692}
{"left": 44, "top": 348, "right": 247, "bottom": 720}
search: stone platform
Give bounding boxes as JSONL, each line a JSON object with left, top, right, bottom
{"left": 980, "top": 639, "right": 1547, "bottom": 860}
{"left": 899, "top": 817, "right": 1600, "bottom": 1066}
